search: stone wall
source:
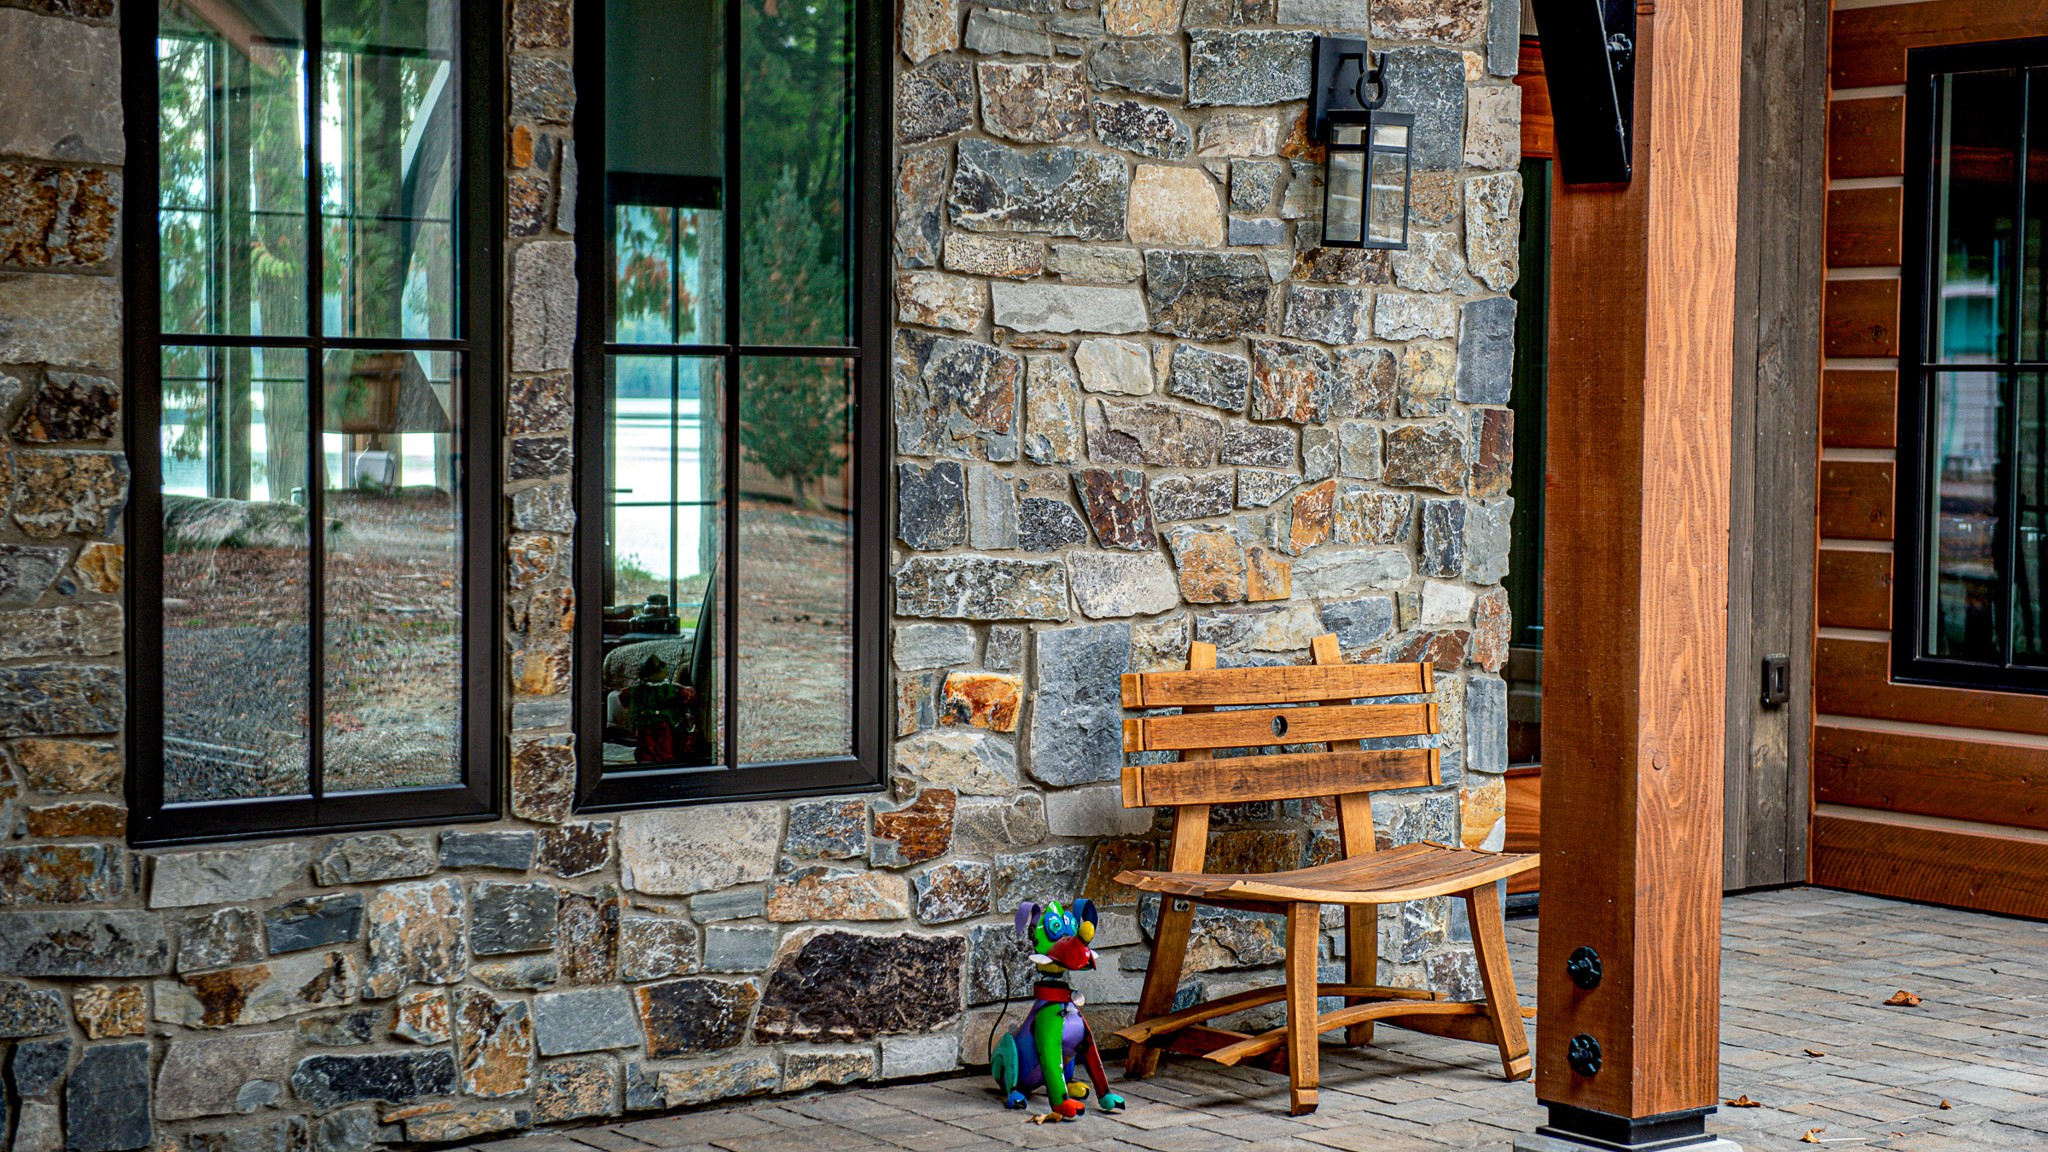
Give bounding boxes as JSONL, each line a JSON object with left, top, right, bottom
{"left": 0, "top": 0, "right": 1521, "bottom": 1145}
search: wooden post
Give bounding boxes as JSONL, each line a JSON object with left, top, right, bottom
{"left": 1529, "top": 0, "right": 1742, "bottom": 1146}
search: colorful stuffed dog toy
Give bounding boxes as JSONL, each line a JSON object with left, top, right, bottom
{"left": 989, "top": 900, "right": 1126, "bottom": 1119}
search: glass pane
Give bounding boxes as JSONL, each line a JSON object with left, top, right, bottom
{"left": 1368, "top": 146, "right": 1407, "bottom": 247}
{"left": 2025, "top": 71, "right": 2048, "bottom": 361}
{"left": 739, "top": 0, "right": 853, "bottom": 345}
{"left": 1324, "top": 127, "right": 1364, "bottom": 247}
{"left": 321, "top": 348, "right": 463, "bottom": 789}
{"left": 1928, "top": 371, "right": 2006, "bottom": 662}
{"left": 158, "top": 0, "right": 309, "bottom": 337}
{"left": 320, "top": 0, "right": 461, "bottom": 340}
{"left": 605, "top": 356, "right": 725, "bottom": 770}
{"left": 607, "top": 0, "right": 726, "bottom": 345}
{"left": 1931, "top": 69, "right": 2020, "bottom": 365}
{"left": 162, "top": 345, "right": 312, "bottom": 802}
{"left": 737, "top": 356, "right": 853, "bottom": 764}
{"left": 2016, "top": 374, "right": 2048, "bottom": 664}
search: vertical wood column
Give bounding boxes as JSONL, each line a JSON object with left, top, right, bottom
{"left": 1536, "top": 0, "right": 1742, "bottom": 1134}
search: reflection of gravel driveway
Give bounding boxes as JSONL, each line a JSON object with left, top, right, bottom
{"left": 736, "top": 502, "right": 855, "bottom": 764}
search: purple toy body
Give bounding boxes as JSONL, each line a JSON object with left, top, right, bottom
{"left": 1005, "top": 997, "right": 1088, "bottom": 1091}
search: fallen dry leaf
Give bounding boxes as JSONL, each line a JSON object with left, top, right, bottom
{"left": 1801, "top": 1130, "right": 1825, "bottom": 1144}
{"left": 1724, "top": 1095, "right": 1764, "bottom": 1108}
{"left": 1804, "top": 1048, "right": 1827, "bottom": 1057}
{"left": 1883, "top": 990, "right": 1922, "bottom": 1007}
{"left": 1939, "top": 1100, "right": 1952, "bottom": 1110}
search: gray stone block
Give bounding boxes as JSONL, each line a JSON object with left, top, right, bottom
{"left": 533, "top": 988, "right": 643, "bottom": 1055}
{"left": 703, "top": 926, "right": 778, "bottom": 973}
{"left": 65, "top": 1041, "right": 151, "bottom": 1152}
{"left": 264, "top": 894, "right": 363, "bottom": 955}
{"left": 1320, "top": 596, "right": 1394, "bottom": 649}
{"left": 1188, "top": 30, "right": 1314, "bottom": 107}
{"left": 1381, "top": 47, "right": 1466, "bottom": 171}
{"left": 1457, "top": 295, "right": 1517, "bottom": 404}
{"left": 0, "top": 912, "right": 168, "bottom": 978}
{"left": 291, "top": 1051, "right": 457, "bottom": 1110}
{"left": 438, "top": 830, "right": 538, "bottom": 871}
{"left": 472, "top": 882, "right": 559, "bottom": 956}
{"left": 149, "top": 843, "right": 306, "bottom": 909}
{"left": 1027, "top": 622, "right": 1131, "bottom": 785}
{"left": 1466, "top": 675, "right": 1507, "bottom": 777}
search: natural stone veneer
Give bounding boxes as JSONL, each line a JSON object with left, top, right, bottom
{"left": 0, "top": 0, "right": 1520, "bottom": 1145}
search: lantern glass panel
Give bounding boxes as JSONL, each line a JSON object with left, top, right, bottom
{"left": 1368, "top": 149, "right": 1407, "bottom": 246}
{"left": 1323, "top": 121, "right": 1367, "bottom": 246}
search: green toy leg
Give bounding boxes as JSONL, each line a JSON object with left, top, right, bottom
{"left": 1034, "top": 1007, "right": 1083, "bottom": 1119}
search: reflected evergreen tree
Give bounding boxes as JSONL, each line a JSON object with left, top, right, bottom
{"left": 739, "top": 168, "right": 848, "bottom": 508}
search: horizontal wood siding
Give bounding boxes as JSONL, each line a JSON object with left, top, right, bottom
{"left": 1825, "top": 187, "right": 1902, "bottom": 267}
{"left": 1816, "top": 636, "right": 2048, "bottom": 735}
{"left": 1817, "top": 460, "right": 1894, "bottom": 540}
{"left": 1811, "top": 813, "right": 2048, "bottom": 919}
{"left": 1833, "top": 0, "right": 2048, "bottom": 88}
{"left": 1814, "top": 723, "right": 2048, "bottom": 831}
{"left": 1826, "top": 97, "right": 1904, "bottom": 178}
{"left": 1821, "top": 368, "right": 1897, "bottom": 448}
{"left": 1815, "top": 0, "right": 2048, "bottom": 920}
{"left": 1816, "top": 547, "right": 1891, "bottom": 629}
{"left": 1823, "top": 278, "right": 1901, "bottom": 357}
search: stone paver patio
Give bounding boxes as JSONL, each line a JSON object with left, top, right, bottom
{"left": 475, "top": 889, "right": 2048, "bottom": 1152}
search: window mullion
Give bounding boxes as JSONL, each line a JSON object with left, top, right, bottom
{"left": 304, "top": 0, "right": 327, "bottom": 805}
{"left": 722, "top": 0, "right": 742, "bottom": 772}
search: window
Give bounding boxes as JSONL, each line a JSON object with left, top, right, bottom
{"left": 572, "top": 0, "right": 887, "bottom": 807}
{"left": 1897, "top": 40, "right": 2048, "bottom": 690}
{"left": 126, "top": 0, "right": 498, "bottom": 842}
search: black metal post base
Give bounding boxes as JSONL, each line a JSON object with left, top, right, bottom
{"left": 1514, "top": 1105, "right": 1738, "bottom": 1152}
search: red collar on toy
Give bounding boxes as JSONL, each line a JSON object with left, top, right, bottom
{"left": 1033, "top": 983, "right": 1074, "bottom": 1003}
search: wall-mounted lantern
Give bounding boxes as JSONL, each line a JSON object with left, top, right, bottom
{"left": 1311, "top": 37, "right": 1412, "bottom": 251}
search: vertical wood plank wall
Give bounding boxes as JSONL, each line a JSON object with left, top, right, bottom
{"left": 1814, "top": 0, "right": 2048, "bottom": 920}
{"left": 1726, "top": 0, "right": 1829, "bottom": 891}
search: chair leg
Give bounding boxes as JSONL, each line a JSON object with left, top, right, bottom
{"left": 1464, "top": 882, "right": 1532, "bottom": 1082}
{"left": 1285, "top": 902, "right": 1321, "bottom": 1115}
{"left": 1126, "top": 897, "right": 1196, "bottom": 1078}
{"left": 1343, "top": 904, "right": 1376, "bottom": 1047}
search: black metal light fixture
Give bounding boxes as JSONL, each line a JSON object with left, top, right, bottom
{"left": 1311, "top": 37, "right": 1412, "bottom": 251}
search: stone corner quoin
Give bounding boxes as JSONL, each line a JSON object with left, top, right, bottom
{"left": 0, "top": 0, "right": 1522, "bottom": 1144}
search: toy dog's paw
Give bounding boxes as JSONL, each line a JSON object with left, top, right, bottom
{"left": 1100, "top": 1092, "right": 1126, "bottom": 1112}
{"left": 1069, "top": 1083, "right": 1089, "bottom": 1100}
{"left": 1052, "top": 1099, "right": 1085, "bottom": 1120}
{"left": 1005, "top": 1091, "right": 1028, "bottom": 1109}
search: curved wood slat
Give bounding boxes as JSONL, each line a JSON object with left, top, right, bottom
{"left": 1121, "top": 661, "right": 1432, "bottom": 708}
{"left": 1128, "top": 747, "right": 1439, "bottom": 807}
{"left": 1113, "top": 982, "right": 1444, "bottom": 1045}
{"left": 1118, "top": 843, "right": 1539, "bottom": 906}
{"left": 1125, "top": 702, "right": 1437, "bottom": 753}
{"left": 1207, "top": 1002, "right": 1488, "bottom": 1066}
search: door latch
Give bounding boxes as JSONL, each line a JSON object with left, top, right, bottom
{"left": 1761, "top": 654, "right": 1790, "bottom": 709}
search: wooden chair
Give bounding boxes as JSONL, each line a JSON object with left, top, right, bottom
{"left": 1112, "top": 635, "right": 1537, "bottom": 1115}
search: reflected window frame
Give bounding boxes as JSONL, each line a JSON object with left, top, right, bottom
{"left": 122, "top": 0, "right": 503, "bottom": 845}
{"left": 570, "top": 0, "right": 890, "bottom": 810}
{"left": 1894, "top": 36, "right": 2048, "bottom": 694}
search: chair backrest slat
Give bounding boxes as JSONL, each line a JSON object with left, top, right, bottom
{"left": 1128, "top": 747, "right": 1440, "bottom": 808}
{"left": 1123, "top": 701, "right": 1437, "bottom": 753}
{"left": 1118, "top": 638, "right": 1439, "bottom": 817}
{"left": 1121, "top": 661, "right": 1432, "bottom": 709}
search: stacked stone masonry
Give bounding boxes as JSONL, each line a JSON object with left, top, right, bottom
{"left": 0, "top": 0, "right": 1521, "bottom": 1145}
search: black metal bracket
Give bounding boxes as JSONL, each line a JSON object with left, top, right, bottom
{"left": 1567, "top": 945, "right": 1603, "bottom": 990}
{"left": 1761, "top": 653, "right": 1791, "bottom": 709}
{"left": 1567, "top": 1033, "right": 1604, "bottom": 1077}
{"left": 1528, "top": 0, "right": 1636, "bottom": 183}
{"left": 1309, "top": 37, "right": 1387, "bottom": 143}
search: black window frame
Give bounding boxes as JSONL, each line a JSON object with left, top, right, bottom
{"left": 571, "top": 0, "right": 890, "bottom": 811}
{"left": 122, "top": 0, "right": 503, "bottom": 845}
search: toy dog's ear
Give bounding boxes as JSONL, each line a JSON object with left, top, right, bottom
{"left": 1014, "top": 902, "right": 1042, "bottom": 939}
{"left": 1074, "top": 899, "right": 1098, "bottom": 943}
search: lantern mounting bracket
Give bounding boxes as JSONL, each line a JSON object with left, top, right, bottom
{"left": 1310, "top": 37, "right": 1387, "bottom": 144}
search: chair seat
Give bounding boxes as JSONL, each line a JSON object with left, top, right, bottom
{"left": 1117, "top": 842, "right": 1538, "bottom": 906}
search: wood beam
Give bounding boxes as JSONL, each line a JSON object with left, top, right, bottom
{"left": 1537, "top": 0, "right": 1740, "bottom": 1133}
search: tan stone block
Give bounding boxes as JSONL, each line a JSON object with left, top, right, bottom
{"left": 1461, "top": 774, "right": 1506, "bottom": 850}
{"left": 939, "top": 672, "right": 1023, "bottom": 733}
{"left": 73, "top": 983, "right": 145, "bottom": 1038}
{"left": 1128, "top": 165, "right": 1223, "bottom": 248}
